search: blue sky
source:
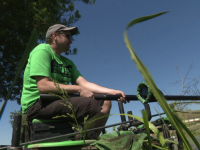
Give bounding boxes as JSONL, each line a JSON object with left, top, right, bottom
{"left": 1, "top": 0, "right": 200, "bottom": 145}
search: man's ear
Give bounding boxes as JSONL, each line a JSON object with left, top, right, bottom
{"left": 52, "top": 33, "right": 57, "bottom": 39}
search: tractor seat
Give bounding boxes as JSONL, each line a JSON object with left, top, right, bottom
{"left": 31, "top": 118, "right": 74, "bottom": 142}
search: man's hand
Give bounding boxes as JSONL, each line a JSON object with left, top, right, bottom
{"left": 109, "top": 90, "right": 128, "bottom": 104}
{"left": 79, "top": 86, "right": 94, "bottom": 98}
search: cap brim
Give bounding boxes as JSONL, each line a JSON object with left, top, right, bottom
{"left": 62, "top": 27, "right": 78, "bottom": 36}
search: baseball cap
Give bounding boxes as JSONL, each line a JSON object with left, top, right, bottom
{"left": 46, "top": 24, "right": 78, "bottom": 39}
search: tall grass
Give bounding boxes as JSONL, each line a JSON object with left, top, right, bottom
{"left": 124, "top": 11, "right": 200, "bottom": 149}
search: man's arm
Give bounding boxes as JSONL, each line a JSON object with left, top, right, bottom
{"left": 35, "top": 76, "right": 93, "bottom": 97}
{"left": 36, "top": 76, "right": 127, "bottom": 102}
{"left": 76, "top": 76, "right": 127, "bottom": 103}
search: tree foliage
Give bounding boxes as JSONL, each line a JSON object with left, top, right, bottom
{"left": 9, "top": 110, "right": 22, "bottom": 127}
{"left": 0, "top": 0, "right": 95, "bottom": 104}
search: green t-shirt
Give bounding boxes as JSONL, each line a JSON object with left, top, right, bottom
{"left": 21, "top": 44, "right": 82, "bottom": 113}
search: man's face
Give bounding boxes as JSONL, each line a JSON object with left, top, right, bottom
{"left": 55, "top": 30, "right": 72, "bottom": 52}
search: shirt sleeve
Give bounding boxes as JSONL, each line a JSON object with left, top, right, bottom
{"left": 71, "top": 61, "right": 82, "bottom": 85}
{"left": 29, "top": 49, "right": 51, "bottom": 78}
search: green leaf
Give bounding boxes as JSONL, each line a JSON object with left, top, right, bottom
{"left": 151, "top": 144, "right": 169, "bottom": 150}
{"left": 164, "top": 139, "right": 178, "bottom": 145}
{"left": 84, "top": 115, "right": 89, "bottom": 122}
{"left": 125, "top": 11, "right": 168, "bottom": 30}
{"left": 173, "top": 114, "right": 200, "bottom": 149}
{"left": 142, "top": 110, "right": 152, "bottom": 149}
{"left": 69, "top": 2, "right": 74, "bottom": 11}
{"left": 117, "top": 113, "right": 166, "bottom": 146}
{"left": 49, "top": 93, "right": 65, "bottom": 100}
{"left": 60, "top": 102, "right": 67, "bottom": 106}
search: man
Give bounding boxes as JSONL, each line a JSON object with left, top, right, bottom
{"left": 21, "top": 24, "right": 127, "bottom": 136}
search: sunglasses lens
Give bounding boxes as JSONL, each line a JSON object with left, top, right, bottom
{"left": 65, "top": 34, "right": 72, "bottom": 41}
{"left": 68, "top": 35, "right": 72, "bottom": 41}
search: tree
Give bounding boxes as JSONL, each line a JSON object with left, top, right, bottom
{"left": 0, "top": 0, "right": 95, "bottom": 104}
{"left": 168, "top": 64, "right": 200, "bottom": 149}
{"left": 169, "top": 63, "right": 200, "bottom": 111}
{"left": 9, "top": 110, "right": 22, "bottom": 128}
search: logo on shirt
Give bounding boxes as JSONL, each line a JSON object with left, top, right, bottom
{"left": 51, "top": 59, "right": 72, "bottom": 78}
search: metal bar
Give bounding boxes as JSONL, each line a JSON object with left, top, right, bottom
{"left": 94, "top": 94, "right": 138, "bottom": 100}
{"left": 163, "top": 95, "right": 200, "bottom": 100}
{"left": 151, "top": 112, "right": 165, "bottom": 117}
{"left": 40, "top": 94, "right": 200, "bottom": 101}
{"left": 144, "top": 104, "right": 151, "bottom": 120}
{"left": 11, "top": 114, "right": 22, "bottom": 147}
{"left": 93, "top": 94, "right": 200, "bottom": 101}
{"left": 118, "top": 101, "right": 126, "bottom": 122}
{"left": 127, "top": 111, "right": 133, "bottom": 122}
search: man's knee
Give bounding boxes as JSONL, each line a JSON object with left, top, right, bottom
{"left": 101, "top": 100, "right": 111, "bottom": 114}
{"left": 104, "top": 100, "right": 112, "bottom": 108}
